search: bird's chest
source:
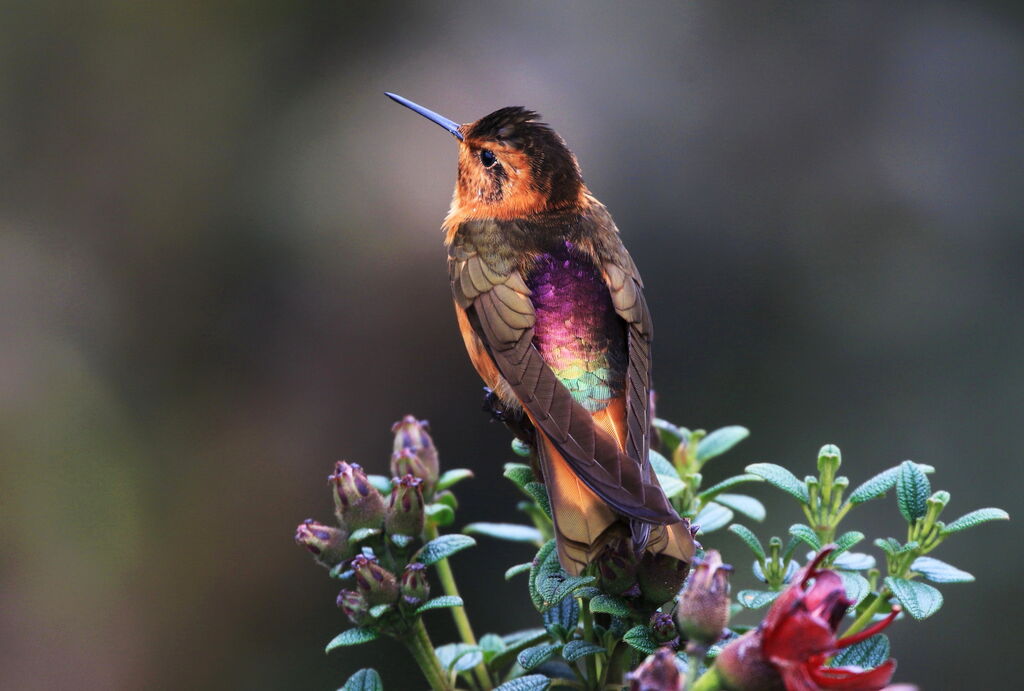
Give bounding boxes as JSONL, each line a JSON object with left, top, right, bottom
{"left": 525, "top": 244, "right": 627, "bottom": 411}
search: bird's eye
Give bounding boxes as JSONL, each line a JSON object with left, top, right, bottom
{"left": 479, "top": 150, "right": 497, "bottom": 168}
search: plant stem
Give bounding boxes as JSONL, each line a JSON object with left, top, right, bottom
{"left": 688, "top": 665, "right": 723, "bottom": 691}
{"left": 839, "top": 590, "right": 890, "bottom": 640}
{"left": 686, "top": 653, "right": 701, "bottom": 689}
{"left": 601, "top": 641, "right": 629, "bottom": 690}
{"left": 403, "top": 618, "right": 455, "bottom": 691}
{"left": 426, "top": 523, "right": 492, "bottom": 690}
{"left": 579, "top": 599, "right": 599, "bottom": 688}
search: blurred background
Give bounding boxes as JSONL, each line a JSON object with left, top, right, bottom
{"left": 2, "top": 1, "right": 1022, "bottom": 689}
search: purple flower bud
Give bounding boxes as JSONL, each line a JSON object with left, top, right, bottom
{"left": 638, "top": 552, "right": 690, "bottom": 607}
{"left": 400, "top": 562, "right": 431, "bottom": 607}
{"left": 385, "top": 474, "right": 425, "bottom": 538}
{"left": 351, "top": 554, "right": 399, "bottom": 606}
{"left": 649, "top": 612, "right": 679, "bottom": 644}
{"left": 391, "top": 415, "right": 439, "bottom": 495}
{"left": 628, "top": 647, "right": 684, "bottom": 691}
{"left": 294, "top": 519, "right": 351, "bottom": 568}
{"left": 675, "top": 550, "right": 732, "bottom": 648}
{"left": 337, "top": 589, "right": 372, "bottom": 627}
{"left": 329, "top": 461, "right": 386, "bottom": 532}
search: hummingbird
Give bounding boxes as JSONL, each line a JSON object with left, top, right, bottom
{"left": 387, "top": 93, "right": 695, "bottom": 575}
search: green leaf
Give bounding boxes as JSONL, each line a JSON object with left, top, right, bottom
{"left": 479, "top": 633, "right": 506, "bottom": 663}
{"left": 435, "top": 643, "right": 483, "bottom": 672}
{"left": 503, "top": 463, "right": 535, "bottom": 489}
{"left": 694, "top": 502, "right": 734, "bottom": 534}
{"left": 389, "top": 534, "right": 414, "bottom": 548}
{"left": 623, "top": 625, "right": 658, "bottom": 655}
{"left": 698, "top": 474, "right": 764, "bottom": 500}
{"left": 657, "top": 474, "right": 686, "bottom": 499}
{"left": 589, "top": 594, "right": 631, "bottom": 618}
{"left": 649, "top": 448, "right": 678, "bottom": 478}
{"left": 848, "top": 463, "right": 935, "bottom": 504}
{"left": 873, "top": 537, "right": 900, "bottom": 557}
{"left": 831, "top": 635, "right": 890, "bottom": 670}
{"left": 369, "top": 604, "right": 391, "bottom": 618}
{"left": 728, "top": 524, "right": 766, "bottom": 560}
{"left": 529, "top": 541, "right": 557, "bottom": 610}
{"left": 524, "top": 482, "right": 553, "bottom": 519}
{"left": 737, "top": 590, "right": 780, "bottom": 609}
{"left": 415, "top": 596, "right": 464, "bottom": 614}
{"left": 910, "top": 557, "right": 975, "bottom": 583}
{"left": 836, "top": 571, "right": 871, "bottom": 607}
{"left": 543, "top": 595, "right": 579, "bottom": 635}
{"left": 326, "top": 628, "right": 379, "bottom": 652}
{"left": 494, "top": 675, "right": 550, "bottom": 691}
{"left": 518, "top": 643, "right": 561, "bottom": 671}
{"left": 436, "top": 468, "right": 474, "bottom": 492}
{"left": 714, "top": 493, "right": 766, "bottom": 522}
{"left": 833, "top": 531, "right": 865, "bottom": 556}
{"left": 562, "top": 639, "right": 606, "bottom": 662}
{"left": 340, "top": 668, "right": 383, "bottom": 691}
{"left": 505, "top": 562, "right": 532, "bottom": 580}
{"left": 511, "top": 437, "right": 532, "bottom": 458}
{"left": 653, "top": 418, "right": 688, "bottom": 456}
{"left": 941, "top": 508, "right": 1010, "bottom": 534}
{"left": 413, "top": 535, "right": 476, "bottom": 565}
{"left": 788, "top": 524, "right": 822, "bottom": 550}
{"left": 348, "top": 527, "right": 381, "bottom": 544}
{"left": 832, "top": 552, "right": 875, "bottom": 571}
{"left": 697, "top": 426, "right": 749, "bottom": 462}
{"left": 425, "top": 503, "right": 455, "bottom": 526}
{"left": 464, "top": 522, "right": 544, "bottom": 544}
{"left": 745, "top": 463, "right": 809, "bottom": 503}
{"left": 885, "top": 577, "right": 943, "bottom": 619}
{"left": 366, "top": 475, "right": 393, "bottom": 495}
{"left": 896, "top": 461, "right": 930, "bottom": 523}
{"left": 491, "top": 629, "right": 549, "bottom": 672}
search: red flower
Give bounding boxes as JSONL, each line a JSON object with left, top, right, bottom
{"left": 717, "top": 546, "right": 901, "bottom": 691}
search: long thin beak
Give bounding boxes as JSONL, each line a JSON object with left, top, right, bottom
{"left": 385, "top": 92, "right": 464, "bottom": 141}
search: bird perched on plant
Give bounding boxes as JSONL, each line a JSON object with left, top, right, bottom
{"left": 387, "top": 93, "right": 695, "bottom": 575}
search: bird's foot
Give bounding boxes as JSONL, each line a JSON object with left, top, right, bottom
{"left": 481, "top": 387, "right": 534, "bottom": 446}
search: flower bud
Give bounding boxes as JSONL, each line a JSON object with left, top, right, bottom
{"left": 639, "top": 552, "right": 690, "bottom": 607}
{"left": 400, "top": 562, "right": 431, "bottom": 607}
{"left": 628, "top": 647, "right": 684, "bottom": 691}
{"left": 391, "top": 415, "right": 439, "bottom": 494}
{"left": 351, "top": 554, "right": 399, "bottom": 606}
{"left": 676, "top": 549, "right": 732, "bottom": 648}
{"left": 294, "top": 519, "right": 351, "bottom": 568}
{"left": 714, "top": 630, "right": 783, "bottom": 691}
{"left": 385, "top": 474, "right": 425, "bottom": 537}
{"left": 330, "top": 461, "right": 386, "bottom": 531}
{"left": 337, "top": 588, "right": 372, "bottom": 627}
{"left": 649, "top": 612, "right": 678, "bottom": 644}
{"left": 596, "top": 538, "right": 640, "bottom": 596}
{"left": 391, "top": 448, "right": 436, "bottom": 497}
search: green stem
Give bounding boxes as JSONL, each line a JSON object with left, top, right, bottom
{"left": 601, "top": 641, "right": 629, "bottom": 690}
{"left": 580, "top": 599, "right": 599, "bottom": 688}
{"left": 839, "top": 590, "right": 890, "bottom": 640}
{"left": 426, "top": 523, "right": 492, "bottom": 690}
{"left": 686, "top": 653, "right": 701, "bottom": 688}
{"left": 688, "top": 665, "right": 723, "bottom": 691}
{"left": 403, "top": 618, "right": 454, "bottom": 691}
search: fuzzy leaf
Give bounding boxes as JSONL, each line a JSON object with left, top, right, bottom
{"left": 494, "top": 675, "right": 550, "bottom": 691}
{"left": 340, "top": 668, "right": 383, "bottom": 691}
{"left": 657, "top": 474, "right": 687, "bottom": 499}
{"left": 529, "top": 541, "right": 557, "bottom": 610}
{"left": 788, "top": 524, "right": 822, "bottom": 550}
{"left": 885, "top": 577, "right": 943, "bottom": 619}
{"left": 517, "top": 643, "right": 561, "bottom": 671}
{"left": 464, "top": 522, "right": 544, "bottom": 544}
{"left": 832, "top": 551, "right": 875, "bottom": 571}
{"left": 348, "top": 527, "right": 381, "bottom": 544}
{"left": 941, "top": 508, "right": 1010, "bottom": 534}
{"left": 425, "top": 503, "right": 455, "bottom": 526}
{"left": 833, "top": 531, "right": 865, "bottom": 556}
{"left": 848, "top": 463, "right": 934, "bottom": 504}
{"left": 728, "top": 524, "right": 766, "bottom": 560}
{"left": 326, "top": 628, "right": 379, "bottom": 652}
{"left": 831, "top": 635, "right": 890, "bottom": 670}
{"left": 697, "top": 426, "right": 749, "bottom": 462}
{"left": 649, "top": 448, "right": 678, "bottom": 478}
{"left": 503, "top": 463, "right": 535, "bottom": 489}
{"left": 479, "top": 633, "right": 506, "bottom": 663}
{"left": 737, "top": 590, "right": 780, "bottom": 609}
{"left": 436, "top": 643, "right": 483, "bottom": 672}
{"left": 490, "top": 630, "right": 549, "bottom": 671}
{"left": 694, "top": 502, "right": 734, "bottom": 534}
{"left": 415, "top": 596, "right": 464, "bottom": 615}
{"left": 623, "top": 625, "right": 658, "bottom": 655}
{"left": 589, "top": 594, "right": 631, "bottom": 618}
{"left": 896, "top": 461, "right": 930, "bottom": 523}
{"left": 543, "top": 595, "right": 579, "bottom": 636}
{"left": 698, "top": 474, "right": 764, "bottom": 500}
{"left": 562, "top": 639, "right": 606, "bottom": 662}
{"left": 714, "top": 493, "right": 766, "bottom": 522}
{"left": 524, "top": 482, "right": 553, "bottom": 519}
{"left": 369, "top": 604, "right": 391, "bottom": 619}
{"left": 436, "top": 468, "right": 474, "bottom": 492}
{"left": 511, "top": 438, "right": 532, "bottom": 458}
{"left": 910, "top": 557, "right": 975, "bottom": 583}
{"left": 366, "top": 475, "right": 393, "bottom": 495}
{"left": 745, "top": 463, "right": 809, "bottom": 503}
{"left": 505, "top": 562, "right": 532, "bottom": 580}
{"left": 873, "top": 537, "right": 900, "bottom": 557}
{"left": 389, "top": 534, "right": 414, "bottom": 549}
{"left": 653, "top": 418, "right": 688, "bottom": 456}
{"left": 837, "top": 570, "right": 871, "bottom": 607}
{"left": 413, "top": 535, "right": 476, "bottom": 565}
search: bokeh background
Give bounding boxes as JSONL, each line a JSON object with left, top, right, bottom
{"left": 2, "top": 1, "right": 1022, "bottom": 689}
